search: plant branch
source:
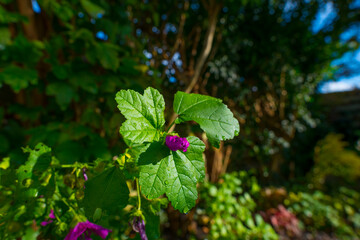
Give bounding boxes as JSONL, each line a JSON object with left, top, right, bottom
{"left": 166, "top": 117, "right": 177, "bottom": 132}
{"left": 167, "top": 1, "right": 221, "bottom": 131}
{"left": 184, "top": 2, "right": 221, "bottom": 94}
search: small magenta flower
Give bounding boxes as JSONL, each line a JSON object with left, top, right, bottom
{"left": 165, "top": 135, "right": 189, "bottom": 152}
{"left": 132, "top": 217, "right": 148, "bottom": 240}
{"left": 41, "top": 209, "right": 55, "bottom": 226}
{"left": 64, "top": 220, "right": 111, "bottom": 240}
{"left": 83, "top": 168, "right": 88, "bottom": 181}
{"left": 49, "top": 209, "right": 55, "bottom": 219}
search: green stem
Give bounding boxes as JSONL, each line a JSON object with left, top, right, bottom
{"left": 52, "top": 164, "right": 76, "bottom": 168}
{"left": 53, "top": 210, "right": 62, "bottom": 222}
{"left": 51, "top": 163, "right": 94, "bottom": 169}
{"left": 136, "top": 178, "right": 141, "bottom": 211}
{"left": 55, "top": 192, "right": 78, "bottom": 217}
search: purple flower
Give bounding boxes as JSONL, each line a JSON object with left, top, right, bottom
{"left": 41, "top": 209, "right": 55, "bottom": 226}
{"left": 49, "top": 209, "right": 55, "bottom": 219}
{"left": 64, "top": 220, "right": 111, "bottom": 240}
{"left": 165, "top": 135, "right": 189, "bottom": 152}
{"left": 132, "top": 217, "right": 148, "bottom": 240}
{"left": 83, "top": 168, "right": 88, "bottom": 181}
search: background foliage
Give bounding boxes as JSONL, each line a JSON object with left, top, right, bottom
{"left": 1, "top": 0, "right": 360, "bottom": 239}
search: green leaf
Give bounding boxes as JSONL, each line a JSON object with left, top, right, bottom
{"left": 55, "top": 141, "right": 83, "bottom": 164}
{"left": 0, "top": 5, "right": 27, "bottom": 23}
{"left": 84, "top": 167, "right": 129, "bottom": 217}
{"left": 23, "top": 227, "right": 39, "bottom": 240}
{"left": 143, "top": 87, "right": 166, "bottom": 129}
{"left": 0, "top": 65, "right": 38, "bottom": 92}
{"left": 10, "top": 35, "right": 44, "bottom": 66}
{"left": 32, "top": 152, "right": 52, "bottom": 175}
{"left": 70, "top": 72, "right": 98, "bottom": 94}
{"left": 52, "top": 64, "right": 69, "bottom": 80}
{"left": 0, "top": 157, "right": 10, "bottom": 170}
{"left": 46, "top": 82, "right": 76, "bottom": 110}
{"left": 17, "top": 143, "right": 52, "bottom": 185}
{"left": 138, "top": 142, "right": 171, "bottom": 198}
{"left": 80, "top": 0, "right": 105, "bottom": 18}
{"left": 115, "top": 87, "right": 165, "bottom": 145}
{"left": 38, "top": 173, "right": 55, "bottom": 198}
{"left": 39, "top": 1, "right": 74, "bottom": 22}
{"left": 0, "top": 27, "right": 11, "bottom": 47}
{"left": 96, "top": 43, "right": 120, "bottom": 70}
{"left": 173, "top": 91, "right": 240, "bottom": 148}
{"left": 138, "top": 141, "right": 170, "bottom": 166}
{"left": 0, "top": 134, "right": 9, "bottom": 153}
{"left": 139, "top": 136, "right": 205, "bottom": 213}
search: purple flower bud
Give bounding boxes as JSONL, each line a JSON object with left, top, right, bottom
{"left": 132, "top": 217, "right": 148, "bottom": 240}
{"left": 82, "top": 168, "right": 88, "bottom": 181}
{"left": 165, "top": 136, "right": 189, "bottom": 152}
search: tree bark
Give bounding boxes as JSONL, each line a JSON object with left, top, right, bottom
{"left": 16, "top": 0, "right": 38, "bottom": 40}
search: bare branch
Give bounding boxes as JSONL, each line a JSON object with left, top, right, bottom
{"left": 185, "top": 2, "right": 221, "bottom": 93}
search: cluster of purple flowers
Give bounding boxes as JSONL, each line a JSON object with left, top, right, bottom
{"left": 165, "top": 135, "right": 189, "bottom": 152}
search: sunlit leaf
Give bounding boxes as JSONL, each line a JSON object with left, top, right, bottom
{"left": 174, "top": 91, "right": 239, "bottom": 148}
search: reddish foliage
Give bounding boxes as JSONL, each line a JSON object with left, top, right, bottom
{"left": 261, "top": 205, "right": 301, "bottom": 237}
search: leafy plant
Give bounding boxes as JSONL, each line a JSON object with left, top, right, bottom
{"left": 310, "top": 133, "right": 360, "bottom": 187}
{"left": 0, "top": 87, "right": 239, "bottom": 239}
{"left": 286, "top": 190, "right": 360, "bottom": 239}
{"left": 261, "top": 205, "right": 301, "bottom": 238}
{"left": 197, "top": 171, "right": 278, "bottom": 240}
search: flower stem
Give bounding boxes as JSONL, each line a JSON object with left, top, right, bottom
{"left": 52, "top": 164, "right": 76, "bottom": 168}
{"left": 136, "top": 178, "right": 141, "bottom": 211}
{"left": 55, "top": 192, "right": 78, "bottom": 217}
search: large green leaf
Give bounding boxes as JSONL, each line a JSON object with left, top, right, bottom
{"left": 115, "top": 87, "right": 165, "bottom": 145}
{"left": 139, "top": 136, "right": 205, "bottom": 213}
{"left": 173, "top": 91, "right": 239, "bottom": 148}
{"left": 84, "top": 166, "right": 129, "bottom": 217}
{"left": 138, "top": 142, "right": 171, "bottom": 198}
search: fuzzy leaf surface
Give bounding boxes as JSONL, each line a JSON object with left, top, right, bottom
{"left": 139, "top": 136, "right": 205, "bottom": 213}
{"left": 115, "top": 87, "right": 165, "bottom": 145}
{"left": 173, "top": 91, "right": 239, "bottom": 148}
{"left": 84, "top": 166, "right": 129, "bottom": 217}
